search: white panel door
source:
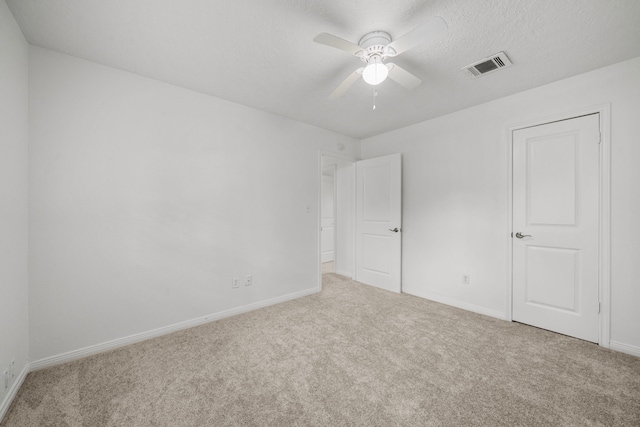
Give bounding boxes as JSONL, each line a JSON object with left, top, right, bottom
{"left": 356, "top": 154, "right": 402, "bottom": 293}
{"left": 513, "top": 114, "right": 600, "bottom": 342}
{"left": 321, "top": 173, "right": 335, "bottom": 263}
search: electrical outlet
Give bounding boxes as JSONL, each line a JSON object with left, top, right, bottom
{"left": 3, "top": 370, "right": 8, "bottom": 390}
{"left": 462, "top": 274, "right": 470, "bottom": 284}
{"left": 245, "top": 275, "right": 252, "bottom": 286}
{"left": 11, "top": 360, "right": 15, "bottom": 378}
{"left": 232, "top": 278, "right": 239, "bottom": 289}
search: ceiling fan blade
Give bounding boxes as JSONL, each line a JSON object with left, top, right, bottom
{"left": 387, "top": 16, "right": 448, "bottom": 56}
{"left": 330, "top": 68, "right": 364, "bottom": 99}
{"left": 314, "top": 33, "right": 363, "bottom": 56}
{"left": 386, "top": 63, "right": 421, "bottom": 90}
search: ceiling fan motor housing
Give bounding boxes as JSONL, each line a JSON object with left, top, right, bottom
{"left": 358, "top": 31, "right": 394, "bottom": 62}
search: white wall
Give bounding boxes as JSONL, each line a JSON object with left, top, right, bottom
{"left": 28, "top": 46, "right": 359, "bottom": 362}
{"left": 362, "top": 56, "right": 640, "bottom": 354}
{"left": 0, "top": 0, "right": 29, "bottom": 414}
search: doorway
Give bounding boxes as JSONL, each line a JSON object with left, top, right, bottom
{"left": 319, "top": 154, "right": 356, "bottom": 283}
{"left": 321, "top": 164, "right": 336, "bottom": 271}
{"left": 318, "top": 153, "right": 403, "bottom": 293}
{"left": 509, "top": 109, "right": 610, "bottom": 345}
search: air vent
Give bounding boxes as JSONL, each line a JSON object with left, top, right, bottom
{"left": 462, "top": 52, "right": 512, "bottom": 78}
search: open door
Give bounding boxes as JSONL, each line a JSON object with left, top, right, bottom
{"left": 355, "top": 154, "right": 402, "bottom": 293}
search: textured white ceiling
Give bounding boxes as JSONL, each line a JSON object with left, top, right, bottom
{"left": 7, "top": 0, "right": 640, "bottom": 139}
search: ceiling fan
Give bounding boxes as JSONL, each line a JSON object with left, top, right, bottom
{"left": 314, "top": 17, "right": 448, "bottom": 99}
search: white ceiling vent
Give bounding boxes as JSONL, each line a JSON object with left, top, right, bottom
{"left": 462, "top": 52, "right": 512, "bottom": 78}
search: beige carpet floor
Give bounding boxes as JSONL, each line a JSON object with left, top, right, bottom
{"left": 321, "top": 261, "right": 334, "bottom": 275}
{"left": 2, "top": 273, "right": 639, "bottom": 426}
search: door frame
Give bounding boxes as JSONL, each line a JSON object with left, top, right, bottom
{"left": 505, "top": 104, "right": 611, "bottom": 347}
{"left": 317, "top": 150, "right": 357, "bottom": 291}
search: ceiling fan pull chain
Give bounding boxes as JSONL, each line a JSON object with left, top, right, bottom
{"left": 372, "top": 87, "right": 378, "bottom": 110}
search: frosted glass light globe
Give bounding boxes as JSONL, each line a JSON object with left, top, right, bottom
{"left": 362, "top": 60, "right": 388, "bottom": 86}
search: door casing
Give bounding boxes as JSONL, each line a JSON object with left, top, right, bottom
{"left": 505, "top": 104, "right": 611, "bottom": 347}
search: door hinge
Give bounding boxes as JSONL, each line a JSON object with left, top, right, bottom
{"left": 597, "top": 132, "right": 602, "bottom": 144}
{"left": 598, "top": 302, "right": 601, "bottom": 314}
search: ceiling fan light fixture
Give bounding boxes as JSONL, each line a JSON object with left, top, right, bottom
{"left": 362, "top": 56, "right": 388, "bottom": 86}
{"left": 314, "top": 17, "right": 448, "bottom": 97}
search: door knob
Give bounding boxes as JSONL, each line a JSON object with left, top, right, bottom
{"left": 515, "top": 232, "right": 532, "bottom": 239}
{"left": 389, "top": 227, "right": 399, "bottom": 233}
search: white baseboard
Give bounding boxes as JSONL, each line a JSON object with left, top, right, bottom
{"left": 610, "top": 341, "right": 640, "bottom": 358}
{"left": 321, "top": 253, "right": 334, "bottom": 263}
{"left": 31, "top": 287, "right": 319, "bottom": 371}
{"left": 0, "top": 363, "right": 29, "bottom": 423}
{"left": 403, "top": 288, "right": 507, "bottom": 320}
